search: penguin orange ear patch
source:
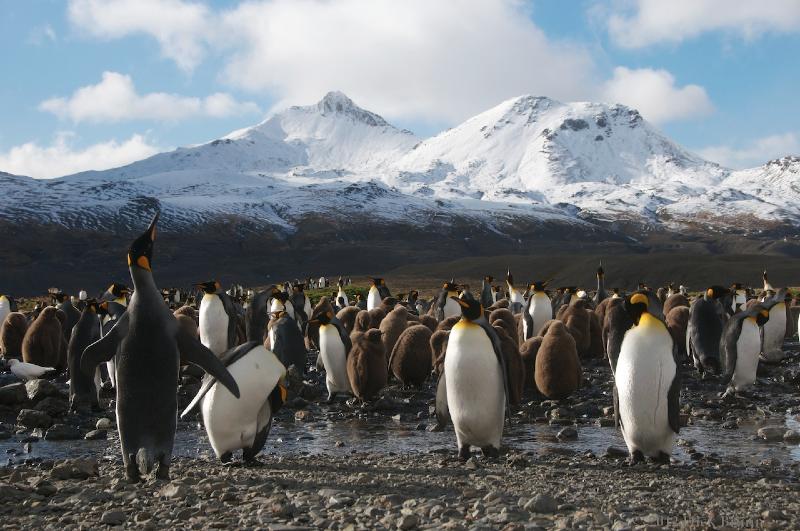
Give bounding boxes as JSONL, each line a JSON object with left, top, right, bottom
{"left": 136, "top": 256, "right": 152, "bottom": 271}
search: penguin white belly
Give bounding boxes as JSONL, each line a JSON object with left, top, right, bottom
{"left": 107, "top": 359, "right": 117, "bottom": 388}
{"left": 199, "top": 295, "right": 229, "bottom": 357}
{"left": 303, "top": 297, "right": 312, "bottom": 317}
{"left": 201, "top": 346, "right": 285, "bottom": 458}
{"left": 268, "top": 326, "right": 276, "bottom": 350}
{"left": 319, "top": 324, "right": 350, "bottom": 394}
{"left": 0, "top": 299, "right": 10, "bottom": 325}
{"left": 367, "top": 288, "right": 381, "bottom": 311}
{"left": 444, "top": 322, "right": 505, "bottom": 449}
{"left": 337, "top": 289, "right": 349, "bottom": 307}
{"left": 731, "top": 320, "right": 760, "bottom": 391}
{"left": 762, "top": 304, "right": 786, "bottom": 362}
{"left": 509, "top": 290, "right": 524, "bottom": 305}
{"left": 442, "top": 297, "right": 462, "bottom": 320}
{"left": 528, "top": 294, "right": 552, "bottom": 337}
{"left": 616, "top": 325, "right": 676, "bottom": 457}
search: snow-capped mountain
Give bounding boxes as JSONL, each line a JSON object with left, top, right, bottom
{"left": 1, "top": 91, "right": 799, "bottom": 236}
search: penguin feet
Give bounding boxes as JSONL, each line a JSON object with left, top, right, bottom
{"left": 326, "top": 392, "right": 337, "bottom": 403}
{"left": 458, "top": 445, "right": 471, "bottom": 462}
{"left": 220, "top": 451, "right": 233, "bottom": 464}
{"left": 155, "top": 461, "right": 170, "bottom": 481}
{"left": 242, "top": 448, "right": 263, "bottom": 465}
{"left": 653, "top": 452, "right": 670, "bottom": 465}
{"left": 481, "top": 446, "right": 500, "bottom": 460}
{"left": 628, "top": 450, "right": 645, "bottom": 466}
{"left": 125, "top": 461, "right": 142, "bottom": 483}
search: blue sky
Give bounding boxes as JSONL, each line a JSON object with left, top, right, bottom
{"left": 1, "top": 0, "right": 799, "bottom": 177}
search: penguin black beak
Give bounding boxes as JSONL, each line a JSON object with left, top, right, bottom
{"left": 147, "top": 212, "right": 159, "bottom": 241}
{"left": 454, "top": 297, "right": 469, "bottom": 308}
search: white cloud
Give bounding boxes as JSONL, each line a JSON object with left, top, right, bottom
{"left": 67, "top": 0, "right": 210, "bottom": 71}
{"left": 0, "top": 133, "right": 160, "bottom": 179}
{"left": 28, "top": 24, "right": 57, "bottom": 45}
{"left": 606, "top": 0, "right": 800, "bottom": 48}
{"left": 697, "top": 132, "right": 800, "bottom": 169}
{"left": 600, "top": 67, "right": 713, "bottom": 124}
{"left": 39, "top": 71, "right": 260, "bottom": 123}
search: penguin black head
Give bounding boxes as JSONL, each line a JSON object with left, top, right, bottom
{"left": 529, "top": 281, "right": 547, "bottom": 292}
{"left": 748, "top": 305, "right": 770, "bottom": 327}
{"left": 293, "top": 283, "right": 305, "bottom": 293}
{"left": 311, "top": 309, "right": 334, "bottom": 325}
{"left": 195, "top": 281, "right": 221, "bottom": 294}
{"left": 107, "top": 283, "right": 130, "bottom": 299}
{"left": 370, "top": 278, "right": 385, "bottom": 287}
{"left": 128, "top": 213, "right": 159, "bottom": 272}
{"left": 624, "top": 291, "right": 650, "bottom": 325}
{"left": 85, "top": 299, "right": 101, "bottom": 314}
{"left": 484, "top": 275, "right": 494, "bottom": 283}
{"left": 705, "top": 285, "right": 730, "bottom": 299}
{"left": 637, "top": 282, "right": 648, "bottom": 291}
{"left": 597, "top": 263, "right": 604, "bottom": 278}
{"left": 273, "top": 291, "right": 289, "bottom": 303}
{"left": 506, "top": 269, "right": 513, "bottom": 286}
{"left": 443, "top": 281, "right": 458, "bottom": 292}
{"left": 455, "top": 292, "right": 482, "bottom": 321}
{"left": 53, "top": 292, "right": 68, "bottom": 303}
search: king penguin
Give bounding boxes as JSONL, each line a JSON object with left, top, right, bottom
{"left": 522, "top": 281, "right": 552, "bottom": 341}
{"left": 592, "top": 263, "right": 608, "bottom": 306}
{"left": 80, "top": 213, "right": 239, "bottom": 481}
{"left": 506, "top": 270, "right": 524, "bottom": 315}
{"left": 760, "top": 288, "right": 787, "bottom": 363}
{"left": 687, "top": 286, "right": 730, "bottom": 375}
{"left": 310, "top": 297, "right": 352, "bottom": 401}
{"left": 181, "top": 341, "right": 287, "bottom": 463}
{"left": 336, "top": 278, "right": 349, "bottom": 307}
{"left": 721, "top": 304, "right": 769, "bottom": 396}
{"left": 614, "top": 291, "right": 679, "bottom": 463}
{"left": 367, "top": 278, "right": 390, "bottom": 311}
{"left": 67, "top": 300, "right": 102, "bottom": 412}
{"left": 480, "top": 276, "right": 494, "bottom": 309}
{"left": 0, "top": 294, "right": 18, "bottom": 329}
{"left": 290, "top": 282, "right": 312, "bottom": 330}
{"left": 434, "top": 280, "right": 462, "bottom": 322}
{"left": 730, "top": 283, "right": 747, "bottom": 313}
{"left": 436, "top": 293, "right": 509, "bottom": 460}
{"left": 197, "top": 280, "right": 238, "bottom": 357}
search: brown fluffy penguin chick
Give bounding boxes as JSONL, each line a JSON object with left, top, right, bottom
{"left": 535, "top": 320, "right": 581, "bottom": 400}
{"left": 489, "top": 308, "right": 517, "bottom": 347}
{"left": 0, "top": 312, "right": 28, "bottom": 359}
{"left": 175, "top": 313, "right": 199, "bottom": 340}
{"left": 389, "top": 324, "right": 433, "bottom": 386}
{"left": 594, "top": 297, "right": 613, "bottom": 330}
{"left": 430, "top": 329, "right": 450, "bottom": 376}
{"left": 493, "top": 324, "right": 524, "bottom": 406}
{"left": 54, "top": 309, "right": 69, "bottom": 364}
{"left": 436, "top": 315, "right": 460, "bottom": 332}
{"left": 559, "top": 304, "right": 591, "bottom": 358}
{"left": 586, "top": 310, "right": 604, "bottom": 359}
{"left": 666, "top": 306, "right": 690, "bottom": 360}
{"left": 337, "top": 306, "right": 360, "bottom": 334}
{"left": 379, "top": 297, "right": 398, "bottom": 315}
{"left": 487, "top": 299, "right": 509, "bottom": 311}
{"left": 418, "top": 314, "right": 437, "bottom": 333}
{"left": 367, "top": 307, "right": 386, "bottom": 329}
{"left": 519, "top": 336, "right": 543, "bottom": 390}
{"left": 347, "top": 329, "right": 387, "bottom": 400}
{"left": 22, "top": 306, "right": 64, "bottom": 370}
{"left": 353, "top": 310, "right": 372, "bottom": 334}
{"left": 379, "top": 306, "right": 408, "bottom": 363}
{"left": 173, "top": 305, "right": 198, "bottom": 323}
{"left": 663, "top": 293, "right": 689, "bottom": 316}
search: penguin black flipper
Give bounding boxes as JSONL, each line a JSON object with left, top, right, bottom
{"left": 434, "top": 371, "right": 450, "bottom": 428}
{"left": 434, "top": 291, "right": 447, "bottom": 322}
{"left": 476, "top": 317, "right": 510, "bottom": 415}
{"left": 180, "top": 341, "right": 256, "bottom": 417}
{"left": 219, "top": 293, "right": 238, "bottom": 350}
{"left": 332, "top": 317, "right": 352, "bottom": 357}
{"left": 177, "top": 327, "right": 241, "bottom": 400}
{"left": 719, "top": 316, "right": 742, "bottom": 385}
{"left": 244, "top": 400, "right": 274, "bottom": 462}
{"left": 612, "top": 383, "right": 622, "bottom": 429}
{"left": 667, "top": 370, "right": 680, "bottom": 434}
{"left": 80, "top": 312, "right": 129, "bottom": 377}
{"left": 521, "top": 295, "right": 534, "bottom": 340}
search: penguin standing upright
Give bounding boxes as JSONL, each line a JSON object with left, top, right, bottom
{"left": 54, "top": 292, "right": 81, "bottom": 344}
{"left": 270, "top": 290, "right": 296, "bottom": 320}
{"left": 181, "top": 341, "right": 287, "bottom": 463}
{"left": 760, "top": 288, "right": 787, "bottom": 363}
{"left": 730, "top": 283, "right": 747, "bottom": 313}
{"left": 80, "top": 214, "right": 239, "bottom": 481}
{"left": 0, "top": 312, "right": 27, "bottom": 360}
{"left": 480, "top": 276, "right": 494, "bottom": 309}
{"left": 434, "top": 280, "right": 461, "bottom": 322}
{"left": 244, "top": 289, "right": 271, "bottom": 343}
{"left": 100, "top": 283, "right": 129, "bottom": 388}
{"left": 267, "top": 311, "right": 307, "bottom": 373}
{"left": 367, "top": 278, "right": 390, "bottom": 311}
{"left": 67, "top": 300, "right": 102, "bottom": 412}
{"left": 506, "top": 270, "right": 524, "bottom": 314}
{"left": 347, "top": 329, "right": 387, "bottom": 400}
{"left": 197, "top": 280, "right": 238, "bottom": 357}
{"left": 687, "top": 286, "right": 730, "bottom": 375}
{"left": 522, "top": 281, "right": 552, "bottom": 341}
{"left": 721, "top": 304, "right": 769, "bottom": 395}
{"left": 290, "top": 283, "right": 312, "bottom": 330}
{"left": 0, "top": 294, "right": 16, "bottom": 326}
{"left": 336, "top": 278, "right": 349, "bottom": 307}
{"left": 309, "top": 297, "right": 352, "bottom": 400}
{"left": 437, "top": 294, "right": 508, "bottom": 460}
{"left": 592, "top": 264, "right": 607, "bottom": 306}
{"left": 614, "top": 291, "right": 679, "bottom": 463}
{"left": 22, "top": 307, "right": 64, "bottom": 370}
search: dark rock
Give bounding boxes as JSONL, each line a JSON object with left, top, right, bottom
{"left": 757, "top": 427, "right": 784, "bottom": 442}
{"left": 32, "top": 478, "right": 57, "bottom": 496}
{"left": 525, "top": 494, "right": 558, "bottom": 514}
{"left": 34, "top": 396, "right": 69, "bottom": 417}
{"left": 17, "top": 408, "right": 53, "bottom": 429}
{"left": 25, "top": 379, "right": 63, "bottom": 402}
{"left": 0, "top": 382, "right": 28, "bottom": 405}
{"left": 557, "top": 426, "right": 578, "bottom": 440}
{"left": 100, "top": 510, "right": 126, "bottom": 526}
{"left": 84, "top": 429, "right": 107, "bottom": 440}
{"left": 45, "top": 423, "right": 81, "bottom": 440}
{"left": 50, "top": 458, "right": 98, "bottom": 480}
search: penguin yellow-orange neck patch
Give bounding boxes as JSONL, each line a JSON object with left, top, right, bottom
{"left": 136, "top": 256, "right": 151, "bottom": 271}
{"left": 638, "top": 312, "right": 662, "bottom": 329}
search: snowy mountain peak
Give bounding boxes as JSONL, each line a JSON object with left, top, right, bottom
{"left": 286, "top": 90, "right": 390, "bottom": 128}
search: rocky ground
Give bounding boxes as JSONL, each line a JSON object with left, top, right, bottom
{"left": 1, "top": 346, "right": 800, "bottom": 529}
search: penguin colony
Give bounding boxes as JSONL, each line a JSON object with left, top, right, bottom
{"left": 1, "top": 224, "right": 797, "bottom": 474}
